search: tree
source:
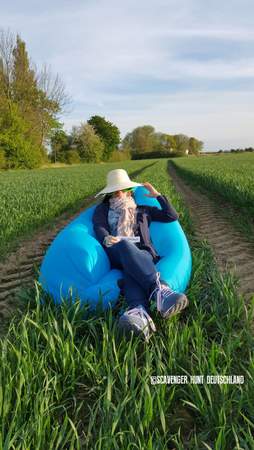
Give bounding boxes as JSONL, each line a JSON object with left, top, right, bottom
{"left": 0, "top": 29, "right": 14, "bottom": 102}
{"left": 36, "top": 64, "right": 71, "bottom": 147}
{"left": 188, "top": 137, "right": 203, "bottom": 155}
{"left": 37, "top": 63, "right": 70, "bottom": 114}
{"left": 12, "top": 36, "right": 69, "bottom": 149}
{"left": 11, "top": 35, "right": 48, "bottom": 155}
{"left": 174, "top": 134, "right": 189, "bottom": 155}
{"left": 122, "top": 126, "right": 204, "bottom": 158}
{"left": 12, "top": 36, "right": 38, "bottom": 107}
{"left": 50, "top": 128, "right": 69, "bottom": 163}
{"left": 0, "top": 104, "right": 42, "bottom": 168}
{"left": 73, "top": 123, "right": 104, "bottom": 163}
{"left": 132, "top": 125, "right": 155, "bottom": 153}
{"left": 0, "top": 149, "right": 6, "bottom": 168}
{"left": 0, "top": 29, "right": 70, "bottom": 168}
{"left": 87, "top": 115, "right": 120, "bottom": 161}
{"left": 122, "top": 125, "right": 156, "bottom": 154}
{"left": 121, "top": 132, "right": 133, "bottom": 152}
{"left": 154, "top": 132, "right": 176, "bottom": 152}
{"left": 65, "top": 150, "right": 80, "bottom": 165}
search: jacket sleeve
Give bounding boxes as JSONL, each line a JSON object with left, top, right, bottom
{"left": 92, "top": 204, "right": 111, "bottom": 245}
{"left": 146, "top": 194, "right": 179, "bottom": 222}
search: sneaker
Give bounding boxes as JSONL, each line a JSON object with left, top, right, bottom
{"left": 118, "top": 305, "right": 156, "bottom": 342}
{"left": 148, "top": 272, "right": 189, "bottom": 319}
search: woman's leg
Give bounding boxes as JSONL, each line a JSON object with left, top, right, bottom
{"left": 106, "top": 241, "right": 157, "bottom": 339}
{"left": 105, "top": 240, "right": 149, "bottom": 309}
{"left": 105, "top": 239, "right": 158, "bottom": 298}
{"left": 122, "top": 271, "right": 149, "bottom": 310}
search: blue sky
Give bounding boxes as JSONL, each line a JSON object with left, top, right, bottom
{"left": 1, "top": 0, "right": 254, "bottom": 150}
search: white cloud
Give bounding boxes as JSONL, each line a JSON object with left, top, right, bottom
{"left": 1, "top": 0, "right": 254, "bottom": 150}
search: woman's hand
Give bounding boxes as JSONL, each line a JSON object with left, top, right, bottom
{"left": 103, "top": 235, "right": 121, "bottom": 247}
{"left": 142, "top": 182, "right": 161, "bottom": 198}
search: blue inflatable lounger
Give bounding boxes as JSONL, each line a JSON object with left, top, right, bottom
{"left": 39, "top": 186, "right": 192, "bottom": 310}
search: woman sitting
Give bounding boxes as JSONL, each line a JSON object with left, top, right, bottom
{"left": 92, "top": 169, "right": 189, "bottom": 341}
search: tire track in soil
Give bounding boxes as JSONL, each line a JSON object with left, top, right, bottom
{"left": 0, "top": 196, "right": 96, "bottom": 324}
{"left": 169, "top": 163, "right": 254, "bottom": 302}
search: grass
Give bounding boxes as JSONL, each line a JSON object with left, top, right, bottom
{"left": 0, "top": 159, "right": 152, "bottom": 260}
{"left": 0, "top": 159, "right": 254, "bottom": 448}
{"left": 171, "top": 153, "right": 254, "bottom": 243}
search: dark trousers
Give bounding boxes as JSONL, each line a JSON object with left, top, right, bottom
{"left": 105, "top": 239, "right": 158, "bottom": 310}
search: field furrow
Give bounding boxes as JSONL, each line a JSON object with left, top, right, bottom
{"left": 169, "top": 162, "right": 254, "bottom": 301}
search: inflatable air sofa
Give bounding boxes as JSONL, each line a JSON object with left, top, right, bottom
{"left": 39, "top": 187, "right": 192, "bottom": 310}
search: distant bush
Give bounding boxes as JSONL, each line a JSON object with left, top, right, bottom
{"left": 0, "top": 148, "right": 6, "bottom": 169}
{"left": 245, "top": 147, "right": 254, "bottom": 152}
{"left": 1, "top": 135, "right": 42, "bottom": 169}
{"left": 66, "top": 150, "right": 80, "bottom": 165}
{"left": 131, "top": 150, "right": 182, "bottom": 160}
{"left": 108, "top": 149, "right": 131, "bottom": 162}
{"left": 73, "top": 123, "right": 104, "bottom": 163}
{"left": 218, "top": 147, "right": 254, "bottom": 154}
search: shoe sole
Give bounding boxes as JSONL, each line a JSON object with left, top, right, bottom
{"left": 161, "top": 295, "right": 189, "bottom": 319}
{"left": 118, "top": 316, "right": 155, "bottom": 341}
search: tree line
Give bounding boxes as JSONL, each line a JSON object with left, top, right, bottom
{"left": 0, "top": 29, "right": 203, "bottom": 169}
{"left": 218, "top": 147, "right": 254, "bottom": 154}
{"left": 51, "top": 122, "right": 203, "bottom": 164}
{"left": 121, "top": 125, "right": 203, "bottom": 156}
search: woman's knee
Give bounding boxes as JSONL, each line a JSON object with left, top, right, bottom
{"left": 117, "top": 240, "right": 143, "bottom": 260}
{"left": 105, "top": 245, "right": 121, "bottom": 266}
{"left": 116, "top": 239, "right": 136, "bottom": 251}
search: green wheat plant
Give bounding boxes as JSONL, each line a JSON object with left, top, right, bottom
{"left": 0, "top": 160, "right": 151, "bottom": 259}
{"left": 0, "top": 159, "right": 253, "bottom": 448}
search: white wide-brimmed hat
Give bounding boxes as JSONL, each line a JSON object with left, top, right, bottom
{"left": 94, "top": 169, "right": 143, "bottom": 197}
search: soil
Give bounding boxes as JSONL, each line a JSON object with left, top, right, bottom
{"left": 168, "top": 164, "right": 254, "bottom": 302}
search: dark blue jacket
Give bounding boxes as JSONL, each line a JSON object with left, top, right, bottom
{"left": 92, "top": 194, "right": 179, "bottom": 263}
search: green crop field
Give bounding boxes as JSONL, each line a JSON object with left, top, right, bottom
{"left": 0, "top": 160, "right": 151, "bottom": 259}
{"left": 171, "top": 153, "right": 254, "bottom": 218}
{"left": 1, "top": 159, "right": 254, "bottom": 449}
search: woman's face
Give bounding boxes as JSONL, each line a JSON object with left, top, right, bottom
{"left": 111, "top": 190, "right": 132, "bottom": 199}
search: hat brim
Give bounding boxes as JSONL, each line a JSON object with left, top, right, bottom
{"left": 94, "top": 181, "right": 143, "bottom": 198}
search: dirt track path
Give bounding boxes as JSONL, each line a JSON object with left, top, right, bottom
{"left": 0, "top": 196, "right": 95, "bottom": 323}
{"left": 169, "top": 163, "right": 254, "bottom": 302}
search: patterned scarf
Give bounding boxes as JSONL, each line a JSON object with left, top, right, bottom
{"left": 108, "top": 194, "right": 137, "bottom": 237}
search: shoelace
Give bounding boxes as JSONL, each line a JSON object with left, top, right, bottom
{"left": 125, "top": 306, "right": 156, "bottom": 332}
{"left": 148, "top": 271, "right": 161, "bottom": 304}
{"left": 148, "top": 272, "right": 175, "bottom": 312}
{"left": 157, "top": 285, "right": 175, "bottom": 313}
